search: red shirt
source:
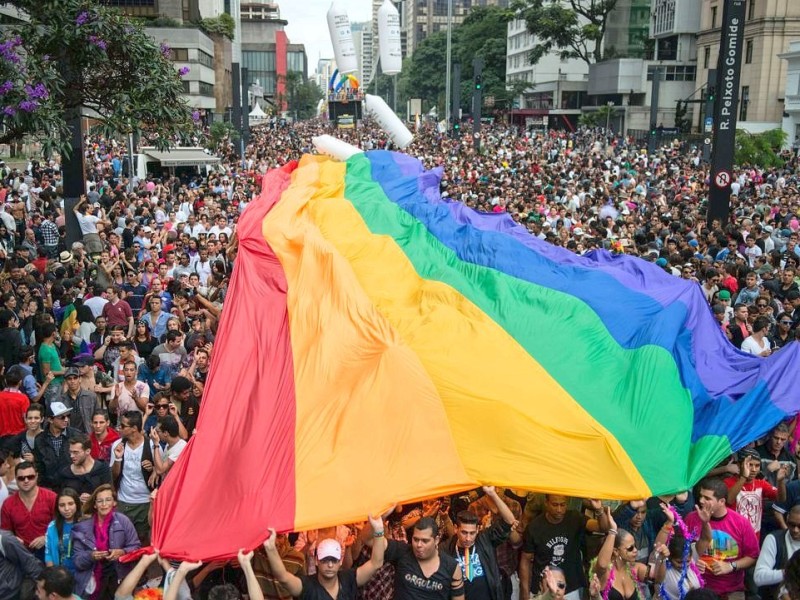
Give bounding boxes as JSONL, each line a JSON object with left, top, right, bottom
{"left": 102, "top": 299, "right": 133, "bottom": 328}
{"left": 0, "top": 389, "right": 28, "bottom": 436}
{"left": 91, "top": 427, "right": 121, "bottom": 462}
{"left": 0, "top": 487, "right": 56, "bottom": 545}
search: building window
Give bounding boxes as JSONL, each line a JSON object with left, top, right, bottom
{"left": 745, "top": 40, "right": 753, "bottom": 63}
{"left": 182, "top": 80, "right": 190, "bottom": 93}
{"left": 748, "top": 0, "right": 755, "bottom": 20}
{"left": 703, "top": 47, "right": 710, "bottom": 69}
{"left": 198, "top": 51, "right": 214, "bottom": 69}
{"left": 740, "top": 86, "right": 749, "bottom": 121}
{"left": 711, "top": 5, "right": 718, "bottom": 28}
{"left": 169, "top": 48, "right": 189, "bottom": 61}
{"left": 199, "top": 82, "right": 214, "bottom": 97}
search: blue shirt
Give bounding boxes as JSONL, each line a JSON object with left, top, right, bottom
{"left": 45, "top": 520, "right": 75, "bottom": 572}
{"left": 142, "top": 310, "right": 170, "bottom": 339}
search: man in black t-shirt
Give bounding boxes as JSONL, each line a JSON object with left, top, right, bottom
{"left": 440, "top": 486, "right": 520, "bottom": 600}
{"left": 518, "top": 496, "right": 608, "bottom": 600}
{"left": 387, "top": 516, "right": 465, "bottom": 600}
{"left": 263, "top": 514, "right": 386, "bottom": 599}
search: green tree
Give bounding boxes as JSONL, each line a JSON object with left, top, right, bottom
{"left": 735, "top": 129, "right": 788, "bottom": 168}
{"left": 404, "top": 5, "right": 511, "bottom": 115}
{"left": 406, "top": 31, "right": 449, "bottom": 112}
{"left": 0, "top": 0, "right": 194, "bottom": 157}
{"left": 207, "top": 121, "right": 240, "bottom": 151}
{"left": 277, "top": 71, "right": 324, "bottom": 121}
{"left": 511, "top": 0, "right": 619, "bottom": 66}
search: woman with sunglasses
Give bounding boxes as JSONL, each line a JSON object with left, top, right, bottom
{"left": 594, "top": 510, "right": 667, "bottom": 600}
{"left": 71, "top": 484, "right": 140, "bottom": 600}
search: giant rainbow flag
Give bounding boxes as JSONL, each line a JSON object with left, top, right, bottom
{"left": 151, "top": 150, "right": 800, "bottom": 561}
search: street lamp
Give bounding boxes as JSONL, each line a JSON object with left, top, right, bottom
{"left": 606, "top": 101, "right": 614, "bottom": 132}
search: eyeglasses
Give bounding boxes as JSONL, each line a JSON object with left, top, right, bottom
{"left": 781, "top": 320, "right": 793, "bottom": 325}
{"left": 757, "top": 304, "right": 768, "bottom": 308}
{"left": 556, "top": 583, "right": 566, "bottom": 590}
{"left": 156, "top": 404, "right": 169, "bottom": 409}
{"left": 54, "top": 414, "right": 69, "bottom": 420}
{"left": 625, "top": 544, "right": 636, "bottom": 552}
{"left": 17, "top": 474, "right": 36, "bottom": 482}
{"left": 788, "top": 521, "right": 800, "bottom": 530}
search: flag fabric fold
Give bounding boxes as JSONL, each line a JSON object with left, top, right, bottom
{"left": 151, "top": 151, "right": 800, "bottom": 561}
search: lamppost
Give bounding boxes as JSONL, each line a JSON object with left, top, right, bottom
{"left": 444, "top": 0, "right": 453, "bottom": 128}
{"left": 606, "top": 100, "right": 614, "bottom": 131}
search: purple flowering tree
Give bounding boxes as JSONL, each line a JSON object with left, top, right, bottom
{"left": 0, "top": 0, "right": 195, "bottom": 157}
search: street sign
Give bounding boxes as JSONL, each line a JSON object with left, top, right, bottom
{"left": 704, "top": 116, "right": 713, "bottom": 133}
{"left": 714, "top": 170, "right": 731, "bottom": 188}
{"left": 704, "top": 138, "right": 711, "bottom": 145}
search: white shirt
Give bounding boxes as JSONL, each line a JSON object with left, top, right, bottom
{"left": 741, "top": 335, "right": 771, "bottom": 356}
{"left": 754, "top": 530, "right": 800, "bottom": 586}
{"left": 83, "top": 296, "right": 108, "bottom": 319}
{"left": 111, "top": 439, "right": 155, "bottom": 504}
{"left": 75, "top": 212, "right": 100, "bottom": 235}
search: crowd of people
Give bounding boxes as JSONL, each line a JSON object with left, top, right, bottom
{"left": 1, "top": 117, "right": 800, "bottom": 600}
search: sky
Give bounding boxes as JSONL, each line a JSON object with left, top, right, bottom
{"left": 281, "top": 0, "right": 373, "bottom": 74}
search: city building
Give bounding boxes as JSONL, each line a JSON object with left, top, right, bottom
{"left": 584, "top": 0, "right": 700, "bottom": 133}
{"left": 314, "top": 58, "right": 338, "bottom": 94}
{"left": 780, "top": 41, "right": 800, "bottom": 146}
{"left": 604, "top": 0, "right": 651, "bottom": 59}
{"left": 505, "top": 17, "right": 589, "bottom": 130}
{"left": 695, "top": 0, "right": 800, "bottom": 133}
{"left": 102, "top": 0, "right": 235, "bottom": 120}
{"left": 352, "top": 21, "right": 375, "bottom": 86}
{"left": 402, "top": 0, "right": 508, "bottom": 56}
{"left": 240, "top": 0, "right": 307, "bottom": 111}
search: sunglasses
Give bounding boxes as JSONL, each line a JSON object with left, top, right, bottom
{"left": 757, "top": 304, "right": 768, "bottom": 308}
{"left": 156, "top": 404, "right": 169, "bottom": 409}
{"left": 625, "top": 544, "right": 636, "bottom": 552}
{"left": 17, "top": 474, "right": 36, "bottom": 482}
{"left": 781, "top": 320, "right": 793, "bottom": 325}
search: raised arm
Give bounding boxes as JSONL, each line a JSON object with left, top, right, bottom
{"left": 238, "top": 549, "right": 264, "bottom": 600}
{"left": 263, "top": 528, "right": 303, "bottom": 597}
{"left": 356, "top": 514, "right": 387, "bottom": 586}
{"left": 117, "top": 550, "right": 160, "bottom": 598}
{"left": 594, "top": 508, "right": 618, "bottom": 579}
{"left": 164, "top": 559, "right": 204, "bottom": 600}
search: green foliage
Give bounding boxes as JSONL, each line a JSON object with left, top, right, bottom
{"left": 146, "top": 16, "right": 182, "bottom": 28}
{"left": 403, "top": 5, "right": 511, "bottom": 114}
{"left": 734, "top": 129, "right": 788, "bottom": 168}
{"left": 277, "top": 71, "right": 323, "bottom": 121}
{"left": 511, "top": 0, "right": 619, "bottom": 66}
{"left": 578, "top": 112, "right": 598, "bottom": 127}
{"left": 208, "top": 120, "right": 240, "bottom": 149}
{"left": 0, "top": 0, "right": 194, "bottom": 157}
{"left": 199, "top": 13, "right": 235, "bottom": 41}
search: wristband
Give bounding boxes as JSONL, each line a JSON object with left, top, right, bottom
{"left": 608, "top": 529, "right": 618, "bottom": 536}
{"left": 372, "top": 531, "right": 385, "bottom": 538}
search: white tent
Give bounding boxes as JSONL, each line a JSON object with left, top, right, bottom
{"left": 249, "top": 103, "right": 267, "bottom": 121}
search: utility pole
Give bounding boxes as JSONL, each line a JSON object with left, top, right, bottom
{"left": 472, "top": 57, "right": 483, "bottom": 153}
{"left": 444, "top": 0, "right": 453, "bottom": 130}
{"left": 451, "top": 62, "right": 461, "bottom": 137}
{"left": 647, "top": 67, "right": 661, "bottom": 155}
{"left": 701, "top": 69, "right": 717, "bottom": 164}
{"left": 708, "top": 0, "right": 746, "bottom": 227}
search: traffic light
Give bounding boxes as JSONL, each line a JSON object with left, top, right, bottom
{"left": 650, "top": 126, "right": 657, "bottom": 137}
{"left": 707, "top": 84, "right": 716, "bottom": 102}
{"left": 453, "top": 121, "right": 460, "bottom": 131}
{"left": 474, "top": 74, "right": 482, "bottom": 91}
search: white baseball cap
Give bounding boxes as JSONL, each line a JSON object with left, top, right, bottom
{"left": 316, "top": 539, "right": 342, "bottom": 561}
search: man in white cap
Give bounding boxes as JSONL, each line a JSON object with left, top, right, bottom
{"left": 263, "top": 514, "right": 386, "bottom": 600}
{"left": 33, "top": 401, "right": 81, "bottom": 491}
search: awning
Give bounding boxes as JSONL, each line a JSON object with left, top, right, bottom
{"left": 141, "top": 147, "right": 221, "bottom": 167}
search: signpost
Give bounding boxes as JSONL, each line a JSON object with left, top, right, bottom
{"left": 708, "top": 0, "right": 746, "bottom": 226}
